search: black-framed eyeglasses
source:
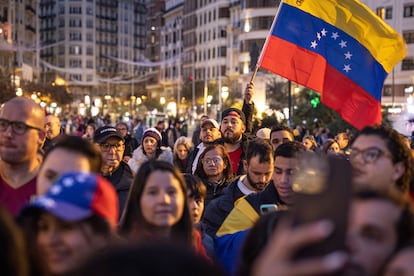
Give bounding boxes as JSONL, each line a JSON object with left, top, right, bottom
{"left": 349, "top": 147, "right": 393, "bottom": 164}
{"left": 99, "top": 142, "right": 124, "bottom": 152}
{"left": 0, "top": 119, "right": 43, "bottom": 135}
{"left": 202, "top": 156, "right": 223, "bottom": 165}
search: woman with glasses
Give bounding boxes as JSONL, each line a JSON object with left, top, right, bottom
{"left": 194, "top": 144, "right": 234, "bottom": 207}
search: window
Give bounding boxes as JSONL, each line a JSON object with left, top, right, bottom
{"left": 69, "top": 6, "right": 81, "bottom": 14}
{"left": 402, "top": 57, "right": 414, "bottom": 70}
{"left": 377, "top": 6, "right": 392, "bottom": 19}
{"left": 404, "top": 5, "right": 414, "bottom": 18}
{"left": 69, "top": 45, "right": 81, "bottom": 55}
{"left": 403, "top": 31, "right": 414, "bottom": 44}
{"left": 69, "top": 32, "right": 82, "bottom": 41}
{"left": 69, "top": 59, "right": 82, "bottom": 68}
{"left": 385, "top": 7, "right": 392, "bottom": 19}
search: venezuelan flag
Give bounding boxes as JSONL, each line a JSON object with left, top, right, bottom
{"left": 258, "top": 0, "right": 407, "bottom": 130}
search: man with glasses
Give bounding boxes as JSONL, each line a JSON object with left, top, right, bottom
{"left": 0, "top": 97, "right": 46, "bottom": 216}
{"left": 350, "top": 125, "right": 412, "bottom": 194}
{"left": 42, "top": 114, "right": 63, "bottom": 152}
{"left": 94, "top": 125, "right": 133, "bottom": 217}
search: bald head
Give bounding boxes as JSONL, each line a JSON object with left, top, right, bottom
{"left": 0, "top": 97, "right": 45, "bottom": 129}
{"left": 0, "top": 97, "right": 46, "bottom": 165}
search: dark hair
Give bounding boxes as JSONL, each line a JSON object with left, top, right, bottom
{"left": 43, "top": 135, "right": 103, "bottom": 173}
{"left": 17, "top": 212, "right": 113, "bottom": 276}
{"left": 274, "top": 141, "right": 306, "bottom": 159}
{"left": 246, "top": 138, "right": 273, "bottom": 164}
{"left": 183, "top": 174, "right": 206, "bottom": 200}
{"left": 270, "top": 125, "right": 294, "bottom": 140}
{"left": 321, "top": 138, "right": 339, "bottom": 154}
{"left": 115, "top": 122, "right": 129, "bottom": 131}
{"left": 194, "top": 144, "right": 233, "bottom": 181}
{"left": 141, "top": 133, "right": 163, "bottom": 159}
{"left": 354, "top": 126, "right": 413, "bottom": 192}
{"left": 236, "top": 210, "right": 288, "bottom": 276}
{"left": 0, "top": 206, "right": 30, "bottom": 276}
{"left": 119, "top": 161, "right": 193, "bottom": 246}
{"left": 353, "top": 189, "right": 414, "bottom": 252}
{"left": 71, "top": 241, "right": 224, "bottom": 276}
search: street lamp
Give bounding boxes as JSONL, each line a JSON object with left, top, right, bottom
{"left": 160, "top": 97, "right": 166, "bottom": 113}
{"left": 15, "top": 88, "right": 23, "bottom": 97}
{"left": 221, "top": 86, "right": 229, "bottom": 112}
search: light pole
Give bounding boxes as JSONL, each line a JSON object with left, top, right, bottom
{"left": 221, "top": 86, "right": 229, "bottom": 112}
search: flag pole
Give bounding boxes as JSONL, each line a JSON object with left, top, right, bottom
{"left": 250, "top": 65, "right": 259, "bottom": 82}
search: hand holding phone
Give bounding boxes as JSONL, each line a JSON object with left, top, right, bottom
{"left": 291, "top": 152, "right": 352, "bottom": 260}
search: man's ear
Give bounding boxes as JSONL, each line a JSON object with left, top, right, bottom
{"left": 243, "top": 159, "right": 248, "bottom": 172}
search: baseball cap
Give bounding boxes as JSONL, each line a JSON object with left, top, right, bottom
{"left": 22, "top": 172, "right": 119, "bottom": 229}
{"left": 201, "top": 118, "right": 219, "bottom": 129}
{"left": 221, "top": 108, "right": 246, "bottom": 125}
{"left": 94, "top": 126, "right": 124, "bottom": 144}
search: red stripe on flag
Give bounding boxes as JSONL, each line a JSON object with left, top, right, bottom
{"left": 323, "top": 65, "right": 382, "bottom": 130}
{"left": 259, "top": 36, "right": 381, "bottom": 129}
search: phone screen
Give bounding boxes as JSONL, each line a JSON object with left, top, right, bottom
{"left": 291, "top": 152, "right": 352, "bottom": 259}
{"left": 260, "top": 204, "right": 278, "bottom": 215}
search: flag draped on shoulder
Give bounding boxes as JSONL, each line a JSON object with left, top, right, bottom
{"left": 258, "top": 0, "right": 407, "bottom": 130}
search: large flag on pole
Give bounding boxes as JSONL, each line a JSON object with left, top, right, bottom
{"left": 258, "top": 0, "right": 407, "bottom": 130}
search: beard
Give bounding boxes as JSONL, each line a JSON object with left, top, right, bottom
{"left": 246, "top": 172, "right": 268, "bottom": 192}
{"left": 222, "top": 131, "right": 242, "bottom": 144}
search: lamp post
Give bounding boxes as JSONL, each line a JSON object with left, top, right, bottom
{"left": 221, "top": 86, "right": 229, "bottom": 112}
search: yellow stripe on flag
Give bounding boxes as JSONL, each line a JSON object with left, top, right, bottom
{"left": 284, "top": 0, "right": 406, "bottom": 73}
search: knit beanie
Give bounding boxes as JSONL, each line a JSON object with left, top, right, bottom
{"left": 142, "top": 128, "right": 162, "bottom": 144}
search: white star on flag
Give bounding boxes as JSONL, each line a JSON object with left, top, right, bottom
{"left": 311, "top": 40, "right": 318, "bottom": 48}
{"left": 321, "top": 28, "right": 327, "bottom": 36}
{"left": 62, "top": 178, "right": 75, "bottom": 187}
{"left": 331, "top": 32, "right": 339, "bottom": 40}
{"left": 339, "top": 40, "right": 347, "bottom": 48}
{"left": 344, "top": 51, "right": 353, "bottom": 59}
{"left": 50, "top": 185, "right": 62, "bottom": 195}
{"left": 343, "top": 64, "right": 352, "bottom": 72}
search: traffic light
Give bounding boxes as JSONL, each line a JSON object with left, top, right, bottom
{"left": 309, "top": 91, "right": 320, "bottom": 108}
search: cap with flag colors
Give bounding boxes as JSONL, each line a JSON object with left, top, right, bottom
{"left": 257, "top": 0, "right": 407, "bottom": 130}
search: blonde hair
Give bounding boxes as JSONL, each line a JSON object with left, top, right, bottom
{"left": 173, "top": 136, "right": 192, "bottom": 156}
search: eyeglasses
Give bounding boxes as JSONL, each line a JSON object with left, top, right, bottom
{"left": 0, "top": 119, "right": 43, "bottom": 135}
{"left": 349, "top": 147, "right": 393, "bottom": 164}
{"left": 202, "top": 156, "right": 223, "bottom": 165}
{"left": 99, "top": 142, "right": 124, "bottom": 152}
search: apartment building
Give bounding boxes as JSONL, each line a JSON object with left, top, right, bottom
{"left": 39, "top": 0, "right": 146, "bottom": 101}
{"left": 0, "top": 0, "right": 38, "bottom": 88}
{"left": 160, "top": 0, "right": 183, "bottom": 117}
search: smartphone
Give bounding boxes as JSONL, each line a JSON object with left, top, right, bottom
{"left": 291, "top": 152, "right": 352, "bottom": 259}
{"left": 260, "top": 204, "right": 278, "bottom": 215}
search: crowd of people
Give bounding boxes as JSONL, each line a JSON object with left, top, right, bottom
{"left": 1, "top": 86, "right": 414, "bottom": 276}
